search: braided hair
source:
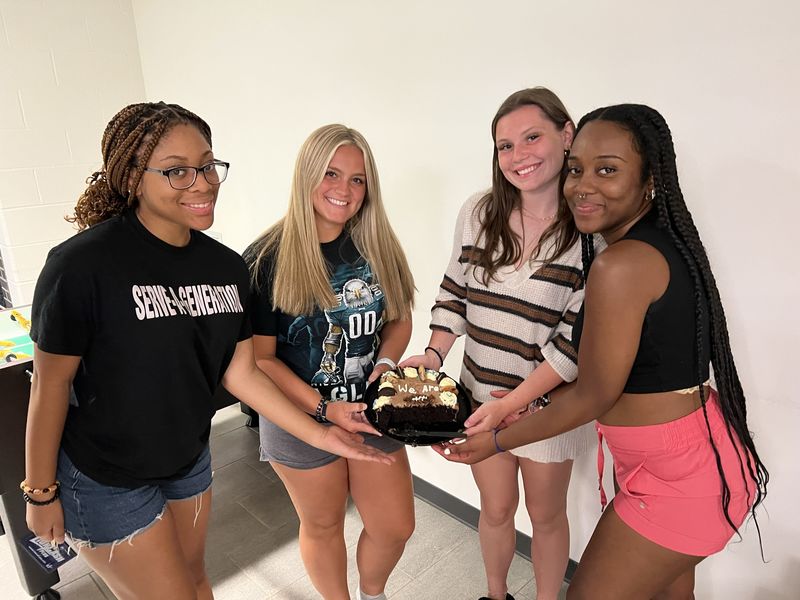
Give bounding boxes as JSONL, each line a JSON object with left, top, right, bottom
{"left": 68, "top": 102, "right": 212, "bottom": 229}
{"left": 575, "top": 104, "right": 768, "bottom": 551}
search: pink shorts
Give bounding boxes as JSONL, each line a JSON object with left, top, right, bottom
{"left": 596, "top": 391, "right": 755, "bottom": 556}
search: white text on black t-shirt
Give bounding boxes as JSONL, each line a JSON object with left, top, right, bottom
{"left": 132, "top": 284, "right": 244, "bottom": 320}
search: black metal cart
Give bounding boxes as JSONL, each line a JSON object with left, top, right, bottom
{"left": 0, "top": 359, "right": 61, "bottom": 599}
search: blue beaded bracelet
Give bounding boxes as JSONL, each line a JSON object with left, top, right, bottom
{"left": 492, "top": 428, "right": 506, "bottom": 454}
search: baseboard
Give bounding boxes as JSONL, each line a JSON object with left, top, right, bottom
{"left": 412, "top": 475, "right": 578, "bottom": 583}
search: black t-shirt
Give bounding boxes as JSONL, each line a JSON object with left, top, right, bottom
{"left": 30, "top": 210, "right": 251, "bottom": 487}
{"left": 246, "top": 231, "right": 385, "bottom": 403}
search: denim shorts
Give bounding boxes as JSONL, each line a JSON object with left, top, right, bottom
{"left": 57, "top": 445, "right": 212, "bottom": 547}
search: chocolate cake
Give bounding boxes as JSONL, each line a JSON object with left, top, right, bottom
{"left": 372, "top": 366, "right": 459, "bottom": 431}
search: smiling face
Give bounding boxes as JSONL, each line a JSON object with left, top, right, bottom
{"left": 312, "top": 144, "right": 367, "bottom": 242}
{"left": 494, "top": 104, "right": 573, "bottom": 202}
{"left": 564, "top": 120, "right": 652, "bottom": 243}
{"left": 134, "top": 123, "right": 219, "bottom": 246}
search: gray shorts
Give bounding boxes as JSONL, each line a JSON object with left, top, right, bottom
{"left": 259, "top": 415, "right": 404, "bottom": 469}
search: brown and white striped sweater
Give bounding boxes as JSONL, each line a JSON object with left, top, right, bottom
{"left": 431, "top": 193, "right": 600, "bottom": 461}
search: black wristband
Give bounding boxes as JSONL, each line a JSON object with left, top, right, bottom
{"left": 314, "top": 397, "right": 329, "bottom": 423}
{"left": 424, "top": 346, "right": 444, "bottom": 368}
{"left": 23, "top": 489, "right": 59, "bottom": 506}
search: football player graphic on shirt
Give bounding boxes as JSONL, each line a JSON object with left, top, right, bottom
{"left": 311, "top": 277, "right": 384, "bottom": 393}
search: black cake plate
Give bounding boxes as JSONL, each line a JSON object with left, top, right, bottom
{"left": 363, "top": 372, "right": 472, "bottom": 446}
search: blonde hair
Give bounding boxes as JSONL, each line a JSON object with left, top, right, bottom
{"left": 247, "top": 124, "right": 414, "bottom": 320}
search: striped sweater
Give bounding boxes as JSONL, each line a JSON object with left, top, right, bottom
{"left": 431, "top": 193, "right": 600, "bottom": 461}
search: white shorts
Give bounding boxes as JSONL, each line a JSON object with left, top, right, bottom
{"left": 508, "top": 420, "right": 596, "bottom": 462}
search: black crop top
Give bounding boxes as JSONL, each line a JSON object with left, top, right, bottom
{"left": 572, "top": 209, "right": 710, "bottom": 393}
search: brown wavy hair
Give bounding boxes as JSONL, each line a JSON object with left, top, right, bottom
{"left": 474, "top": 87, "right": 577, "bottom": 284}
{"left": 68, "top": 102, "right": 212, "bottom": 229}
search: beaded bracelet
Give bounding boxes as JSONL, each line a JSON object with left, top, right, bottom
{"left": 314, "top": 397, "right": 329, "bottom": 423}
{"left": 23, "top": 488, "right": 60, "bottom": 506}
{"left": 528, "top": 393, "right": 552, "bottom": 414}
{"left": 492, "top": 428, "right": 506, "bottom": 454}
{"left": 424, "top": 346, "right": 444, "bottom": 368}
{"left": 19, "top": 480, "right": 60, "bottom": 496}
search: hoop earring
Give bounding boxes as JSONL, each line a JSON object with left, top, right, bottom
{"left": 650, "top": 189, "right": 656, "bottom": 200}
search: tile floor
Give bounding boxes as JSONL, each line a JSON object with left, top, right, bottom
{"left": 1, "top": 405, "right": 567, "bottom": 599}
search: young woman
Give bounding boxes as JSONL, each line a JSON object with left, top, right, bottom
{"left": 23, "top": 102, "right": 392, "bottom": 600}
{"left": 438, "top": 104, "right": 768, "bottom": 599}
{"left": 244, "top": 124, "right": 416, "bottom": 600}
{"left": 402, "top": 88, "right": 598, "bottom": 600}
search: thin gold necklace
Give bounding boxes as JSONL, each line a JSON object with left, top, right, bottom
{"left": 517, "top": 209, "right": 550, "bottom": 270}
{"left": 519, "top": 205, "right": 556, "bottom": 222}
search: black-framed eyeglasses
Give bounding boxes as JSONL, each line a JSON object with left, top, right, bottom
{"left": 142, "top": 160, "right": 230, "bottom": 190}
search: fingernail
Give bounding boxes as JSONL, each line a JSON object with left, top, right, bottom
{"left": 444, "top": 448, "right": 451, "bottom": 455}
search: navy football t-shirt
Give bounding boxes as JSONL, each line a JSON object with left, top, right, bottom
{"left": 247, "top": 231, "right": 385, "bottom": 403}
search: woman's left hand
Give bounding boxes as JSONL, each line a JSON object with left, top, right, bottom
{"left": 431, "top": 431, "right": 497, "bottom": 464}
{"left": 463, "top": 399, "right": 513, "bottom": 436}
{"left": 320, "top": 425, "right": 396, "bottom": 465}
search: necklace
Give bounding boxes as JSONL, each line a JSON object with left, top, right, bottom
{"left": 519, "top": 205, "right": 557, "bottom": 222}
{"left": 516, "top": 206, "right": 556, "bottom": 269}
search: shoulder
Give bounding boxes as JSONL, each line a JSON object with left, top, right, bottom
{"left": 588, "top": 239, "right": 668, "bottom": 304}
{"left": 44, "top": 217, "right": 124, "bottom": 271}
{"left": 194, "top": 233, "right": 249, "bottom": 277}
{"left": 242, "top": 237, "right": 277, "bottom": 293}
{"left": 196, "top": 231, "right": 242, "bottom": 260}
{"left": 456, "top": 189, "right": 491, "bottom": 239}
{"left": 243, "top": 230, "right": 280, "bottom": 270}
{"left": 463, "top": 189, "right": 490, "bottom": 221}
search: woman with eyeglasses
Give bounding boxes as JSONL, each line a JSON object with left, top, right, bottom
{"left": 23, "top": 102, "right": 394, "bottom": 600}
{"left": 244, "top": 124, "right": 416, "bottom": 600}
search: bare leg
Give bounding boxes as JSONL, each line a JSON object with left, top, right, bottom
{"left": 168, "top": 488, "right": 214, "bottom": 599}
{"left": 272, "top": 459, "right": 350, "bottom": 600}
{"left": 520, "top": 459, "right": 573, "bottom": 600}
{"left": 76, "top": 508, "right": 198, "bottom": 600}
{"left": 348, "top": 447, "right": 415, "bottom": 596}
{"left": 567, "top": 503, "right": 703, "bottom": 600}
{"left": 471, "top": 451, "right": 520, "bottom": 600}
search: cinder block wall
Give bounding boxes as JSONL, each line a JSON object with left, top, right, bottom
{"left": 0, "top": 0, "right": 145, "bottom": 307}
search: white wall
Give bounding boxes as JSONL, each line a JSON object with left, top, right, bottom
{"left": 2, "top": 0, "right": 796, "bottom": 596}
{"left": 131, "top": 1, "right": 800, "bottom": 596}
{"left": 0, "top": 0, "right": 146, "bottom": 305}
